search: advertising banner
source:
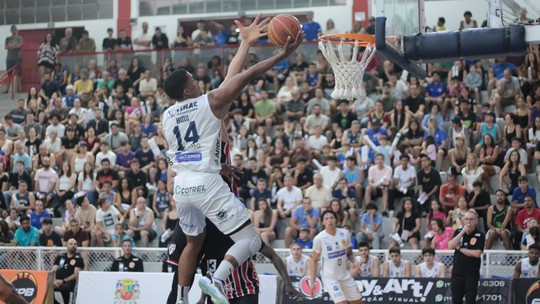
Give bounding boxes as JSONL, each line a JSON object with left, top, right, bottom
{"left": 0, "top": 269, "right": 53, "bottom": 304}
{"left": 76, "top": 271, "right": 174, "bottom": 304}
{"left": 513, "top": 278, "right": 540, "bottom": 304}
{"left": 282, "top": 276, "right": 511, "bottom": 304}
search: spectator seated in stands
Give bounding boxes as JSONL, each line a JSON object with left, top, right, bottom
{"left": 127, "top": 197, "right": 157, "bottom": 247}
{"left": 284, "top": 197, "right": 319, "bottom": 248}
{"left": 514, "top": 243, "right": 540, "bottom": 278}
{"left": 253, "top": 199, "right": 278, "bottom": 245}
{"left": 34, "top": 155, "right": 58, "bottom": 209}
{"left": 13, "top": 215, "right": 38, "bottom": 247}
{"left": 417, "top": 153, "right": 442, "bottom": 214}
{"left": 365, "top": 154, "right": 392, "bottom": 215}
{"left": 383, "top": 246, "right": 412, "bottom": 278}
{"left": 304, "top": 173, "right": 333, "bottom": 211}
{"left": 111, "top": 239, "right": 144, "bottom": 272}
{"left": 390, "top": 198, "right": 421, "bottom": 249}
{"left": 52, "top": 238, "right": 84, "bottom": 304}
{"left": 485, "top": 190, "right": 513, "bottom": 250}
{"left": 284, "top": 242, "right": 312, "bottom": 277}
{"left": 356, "top": 203, "right": 384, "bottom": 250}
{"left": 294, "top": 228, "right": 313, "bottom": 249}
{"left": 511, "top": 176, "right": 537, "bottom": 210}
{"left": 515, "top": 196, "right": 540, "bottom": 249}
{"left": 111, "top": 223, "right": 134, "bottom": 248}
{"left": 30, "top": 200, "right": 51, "bottom": 230}
{"left": 249, "top": 178, "right": 272, "bottom": 212}
{"left": 332, "top": 178, "right": 357, "bottom": 226}
{"left": 63, "top": 217, "right": 89, "bottom": 249}
{"left": 94, "top": 197, "right": 123, "bottom": 247}
{"left": 439, "top": 174, "right": 467, "bottom": 211}
{"left": 39, "top": 218, "right": 62, "bottom": 247}
{"left": 10, "top": 180, "right": 35, "bottom": 217}
{"left": 319, "top": 155, "right": 344, "bottom": 191}
{"left": 276, "top": 174, "right": 303, "bottom": 219}
{"left": 392, "top": 154, "right": 416, "bottom": 212}
{"left": 491, "top": 69, "right": 520, "bottom": 117}
{"left": 10, "top": 142, "right": 31, "bottom": 173}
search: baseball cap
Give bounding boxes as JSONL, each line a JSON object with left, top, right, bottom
{"left": 78, "top": 141, "right": 88, "bottom": 147}
{"left": 451, "top": 116, "right": 462, "bottom": 124}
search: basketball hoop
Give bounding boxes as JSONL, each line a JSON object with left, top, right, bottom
{"left": 318, "top": 33, "right": 376, "bottom": 100}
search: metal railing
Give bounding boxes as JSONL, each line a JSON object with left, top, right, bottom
{"left": 0, "top": 247, "right": 524, "bottom": 279}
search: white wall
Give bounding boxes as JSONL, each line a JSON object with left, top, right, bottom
{"left": 424, "top": 0, "right": 489, "bottom": 30}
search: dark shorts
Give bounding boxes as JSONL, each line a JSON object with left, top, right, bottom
{"left": 230, "top": 294, "right": 258, "bottom": 304}
{"left": 166, "top": 222, "right": 186, "bottom": 265}
{"left": 133, "top": 229, "right": 157, "bottom": 241}
{"left": 6, "top": 59, "right": 21, "bottom": 73}
{"left": 38, "top": 61, "right": 55, "bottom": 70}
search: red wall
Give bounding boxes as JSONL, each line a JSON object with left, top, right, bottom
{"left": 117, "top": 0, "right": 132, "bottom": 36}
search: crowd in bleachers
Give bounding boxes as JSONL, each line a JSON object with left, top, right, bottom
{"left": 1, "top": 10, "right": 540, "bottom": 260}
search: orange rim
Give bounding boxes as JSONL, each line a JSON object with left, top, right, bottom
{"left": 318, "top": 33, "right": 375, "bottom": 46}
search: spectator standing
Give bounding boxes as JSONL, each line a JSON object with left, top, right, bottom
{"left": 58, "top": 28, "right": 78, "bottom": 53}
{"left": 37, "top": 33, "right": 58, "bottom": 78}
{"left": 152, "top": 27, "right": 169, "bottom": 50}
{"left": 302, "top": 11, "right": 322, "bottom": 41}
{"left": 448, "top": 210, "right": 485, "bottom": 304}
{"left": 111, "top": 239, "right": 144, "bottom": 272}
{"left": 460, "top": 11, "right": 478, "bottom": 29}
{"left": 115, "top": 29, "right": 132, "bottom": 50}
{"left": 52, "top": 238, "right": 84, "bottom": 304}
{"left": 102, "top": 28, "right": 117, "bottom": 51}
{"left": 4, "top": 25, "right": 22, "bottom": 93}
{"left": 78, "top": 30, "right": 96, "bottom": 52}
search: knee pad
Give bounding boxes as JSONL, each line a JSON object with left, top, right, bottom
{"left": 229, "top": 225, "right": 263, "bottom": 257}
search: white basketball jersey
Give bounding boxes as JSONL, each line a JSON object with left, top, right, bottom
{"left": 419, "top": 262, "right": 442, "bottom": 278}
{"left": 313, "top": 228, "right": 352, "bottom": 281}
{"left": 285, "top": 255, "right": 310, "bottom": 276}
{"left": 162, "top": 95, "right": 222, "bottom": 174}
{"left": 388, "top": 260, "right": 408, "bottom": 278}
{"left": 356, "top": 255, "right": 377, "bottom": 277}
{"left": 520, "top": 258, "right": 540, "bottom": 278}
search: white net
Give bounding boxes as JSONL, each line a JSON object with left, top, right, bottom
{"left": 318, "top": 39, "right": 376, "bottom": 100}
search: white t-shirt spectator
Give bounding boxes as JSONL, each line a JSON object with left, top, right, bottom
{"left": 367, "top": 165, "right": 393, "bottom": 186}
{"left": 307, "top": 135, "right": 328, "bottom": 150}
{"left": 78, "top": 172, "right": 96, "bottom": 192}
{"left": 276, "top": 186, "right": 303, "bottom": 210}
{"left": 393, "top": 165, "right": 417, "bottom": 189}
{"left": 319, "top": 166, "right": 341, "bottom": 188}
{"left": 96, "top": 206, "right": 121, "bottom": 234}
{"left": 45, "top": 123, "right": 65, "bottom": 139}
{"left": 305, "top": 184, "right": 333, "bottom": 209}
{"left": 34, "top": 168, "right": 59, "bottom": 193}
{"left": 95, "top": 150, "right": 117, "bottom": 168}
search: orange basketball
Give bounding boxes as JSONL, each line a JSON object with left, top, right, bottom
{"left": 267, "top": 14, "right": 301, "bottom": 48}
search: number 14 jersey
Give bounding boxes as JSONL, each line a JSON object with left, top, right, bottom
{"left": 162, "top": 95, "right": 222, "bottom": 174}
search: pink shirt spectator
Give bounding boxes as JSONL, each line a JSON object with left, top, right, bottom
{"left": 433, "top": 227, "right": 453, "bottom": 250}
{"left": 367, "top": 164, "right": 392, "bottom": 186}
{"left": 426, "top": 144, "right": 437, "bottom": 161}
{"left": 426, "top": 212, "right": 447, "bottom": 230}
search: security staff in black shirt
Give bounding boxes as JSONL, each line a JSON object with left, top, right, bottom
{"left": 52, "top": 238, "right": 84, "bottom": 304}
{"left": 111, "top": 239, "right": 144, "bottom": 272}
{"left": 448, "top": 209, "right": 485, "bottom": 304}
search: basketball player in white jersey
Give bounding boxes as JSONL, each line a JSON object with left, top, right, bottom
{"left": 310, "top": 210, "right": 363, "bottom": 304}
{"left": 162, "top": 15, "right": 304, "bottom": 303}
{"left": 285, "top": 242, "right": 312, "bottom": 277}
{"left": 350, "top": 241, "right": 380, "bottom": 277}
{"left": 415, "top": 247, "right": 446, "bottom": 278}
{"left": 383, "top": 246, "right": 412, "bottom": 278}
{"left": 514, "top": 243, "right": 540, "bottom": 278}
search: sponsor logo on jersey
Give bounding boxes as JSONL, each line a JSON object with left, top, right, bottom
{"left": 167, "top": 101, "right": 198, "bottom": 118}
{"left": 175, "top": 152, "right": 202, "bottom": 162}
{"left": 175, "top": 185, "right": 207, "bottom": 195}
{"left": 217, "top": 209, "right": 227, "bottom": 220}
{"left": 326, "top": 245, "right": 332, "bottom": 251}
{"left": 328, "top": 249, "right": 346, "bottom": 259}
{"left": 114, "top": 278, "right": 141, "bottom": 302}
{"left": 168, "top": 244, "right": 176, "bottom": 255}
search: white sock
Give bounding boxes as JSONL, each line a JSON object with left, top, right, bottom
{"left": 178, "top": 285, "right": 190, "bottom": 302}
{"left": 212, "top": 260, "right": 234, "bottom": 282}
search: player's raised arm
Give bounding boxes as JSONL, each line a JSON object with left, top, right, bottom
{"left": 208, "top": 31, "right": 304, "bottom": 119}
{"left": 221, "top": 14, "right": 270, "bottom": 86}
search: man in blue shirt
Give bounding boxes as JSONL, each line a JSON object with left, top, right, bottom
{"left": 13, "top": 215, "right": 39, "bottom": 246}
{"left": 285, "top": 197, "right": 320, "bottom": 248}
{"left": 302, "top": 11, "right": 322, "bottom": 41}
{"left": 425, "top": 71, "right": 447, "bottom": 109}
{"left": 30, "top": 200, "right": 52, "bottom": 230}
{"left": 512, "top": 176, "right": 538, "bottom": 210}
{"left": 356, "top": 203, "right": 384, "bottom": 249}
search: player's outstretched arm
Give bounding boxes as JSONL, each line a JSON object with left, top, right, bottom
{"left": 259, "top": 243, "right": 305, "bottom": 300}
{"left": 221, "top": 14, "right": 270, "bottom": 86}
{"left": 209, "top": 31, "right": 304, "bottom": 119}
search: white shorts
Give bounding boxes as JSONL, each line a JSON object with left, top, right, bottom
{"left": 173, "top": 171, "right": 250, "bottom": 236}
{"left": 322, "top": 276, "right": 362, "bottom": 303}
